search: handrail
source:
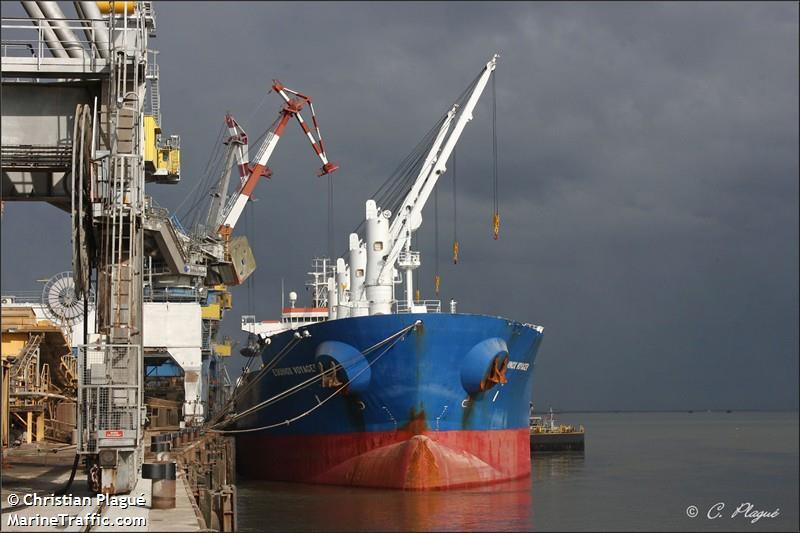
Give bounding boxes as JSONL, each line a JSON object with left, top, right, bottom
{"left": 1, "top": 290, "right": 42, "bottom": 303}
{"left": 2, "top": 10, "right": 148, "bottom": 62}
{"left": 395, "top": 299, "right": 441, "bottom": 313}
{"left": 143, "top": 286, "right": 200, "bottom": 302}
{"left": 2, "top": 16, "right": 103, "bottom": 60}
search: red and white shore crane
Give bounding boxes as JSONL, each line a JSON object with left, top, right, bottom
{"left": 217, "top": 80, "right": 338, "bottom": 238}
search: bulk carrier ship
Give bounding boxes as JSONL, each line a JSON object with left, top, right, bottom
{"left": 222, "top": 55, "right": 545, "bottom": 490}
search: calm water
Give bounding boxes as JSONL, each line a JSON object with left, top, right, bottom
{"left": 236, "top": 412, "right": 799, "bottom": 531}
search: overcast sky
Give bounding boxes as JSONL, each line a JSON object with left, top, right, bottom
{"left": 2, "top": 1, "right": 798, "bottom": 410}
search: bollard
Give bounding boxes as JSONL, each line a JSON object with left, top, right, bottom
{"left": 142, "top": 461, "right": 177, "bottom": 509}
{"left": 152, "top": 478, "right": 176, "bottom": 509}
{"left": 221, "top": 485, "right": 236, "bottom": 532}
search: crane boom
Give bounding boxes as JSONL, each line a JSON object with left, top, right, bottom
{"left": 378, "top": 54, "right": 498, "bottom": 285}
{"left": 206, "top": 113, "right": 248, "bottom": 237}
{"left": 388, "top": 105, "right": 458, "bottom": 241}
{"left": 226, "top": 113, "right": 250, "bottom": 186}
{"left": 218, "top": 80, "right": 338, "bottom": 236}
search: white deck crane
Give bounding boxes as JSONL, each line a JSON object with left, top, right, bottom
{"left": 217, "top": 80, "right": 338, "bottom": 238}
{"left": 355, "top": 54, "right": 499, "bottom": 315}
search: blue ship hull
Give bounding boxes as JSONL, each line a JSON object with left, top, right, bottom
{"left": 232, "top": 313, "right": 544, "bottom": 489}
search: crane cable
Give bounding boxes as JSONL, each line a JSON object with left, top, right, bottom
{"left": 206, "top": 334, "right": 305, "bottom": 428}
{"left": 492, "top": 71, "right": 500, "bottom": 240}
{"left": 434, "top": 186, "right": 440, "bottom": 296}
{"left": 328, "top": 174, "right": 334, "bottom": 260}
{"left": 175, "top": 120, "right": 226, "bottom": 219}
{"left": 210, "top": 336, "right": 397, "bottom": 433}
{"left": 339, "top": 70, "right": 484, "bottom": 259}
{"left": 216, "top": 338, "right": 387, "bottom": 428}
{"left": 246, "top": 206, "right": 256, "bottom": 316}
{"left": 452, "top": 146, "right": 459, "bottom": 264}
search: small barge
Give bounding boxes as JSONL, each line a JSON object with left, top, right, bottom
{"left": 530, "top": 408, "right": 585, "bottom": 452}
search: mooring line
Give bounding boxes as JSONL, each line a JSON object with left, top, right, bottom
{"left": 210, "top": 320, "right": 421, "bottom": 434}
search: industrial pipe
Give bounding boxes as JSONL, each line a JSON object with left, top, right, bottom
{"left": 11, "top": 391, "right": 72, "bottom": 401}
{"left": 20, "top": 1, "right": 68, "bottom": 58}
{"left": 74, "top": 1, "right": 109, "bottom": 59}
{"left": 96, "top": 1, "right": 135, "bottom": 15}
{"left": 35, "top": 1, "right": 87, "bottom": 59}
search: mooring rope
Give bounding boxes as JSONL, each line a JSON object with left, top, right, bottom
{"left": 212, "top": 344, "right": 384, "bottom": 428}
{"left": 209, "top": 320, "right": 421, "bottom": 434}
{"left": 206, "top": 333, "right": 306, "bottom": 428}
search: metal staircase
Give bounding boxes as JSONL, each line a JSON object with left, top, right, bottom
{"left": 60, "top": 354, "right": 78, "bottom": 389}
{"left": 10, "top": 334, "right": 43, "bottom": 379}
{"left": 146, "top": 52, "right": 162, "bottom": 127}
{"left": 141, "top": 1, "right": 157, "bottom": 35}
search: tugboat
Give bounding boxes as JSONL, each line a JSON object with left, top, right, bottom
{"left": 530, "top": 407, "right": 585, "bottom": 452}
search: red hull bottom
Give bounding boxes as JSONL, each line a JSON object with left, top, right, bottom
{"left": 236, "top": 428, "right": 531, "bottom": 490}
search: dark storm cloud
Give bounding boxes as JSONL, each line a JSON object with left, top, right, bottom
{"left": 2, "top": 2, "right": 797, "bottom": 410}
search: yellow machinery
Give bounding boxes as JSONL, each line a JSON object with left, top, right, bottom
{"left": 201, "top": 285, "right": 234, "bottom": 358}
{"left": 144, "top": 115, "right": 180, "bottom": 183}
{"left": 1, "top": 307, "right": 74, "bottom": 445}
{"left": 96, "top": 1, "right": 135, "bottom": 15}
{"left": 212, "top": 338, "right": 233, "bottom": 357}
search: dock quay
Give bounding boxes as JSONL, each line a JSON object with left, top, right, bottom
{"left": 2, "top": 429, "right": 236, "bottom": 532}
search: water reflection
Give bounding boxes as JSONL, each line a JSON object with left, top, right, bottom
{"left": 238, "top": 477, "right": 534, "bottom": 532}
{"left": 532, "top": 451, "right": 586, "bottom": 482}
{"left": 236, "top": 414, "right": 800, "bottom": 532}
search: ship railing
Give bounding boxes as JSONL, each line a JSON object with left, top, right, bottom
{"left": 241, "top": 315, "right": 260, "bottom": 333}
{"left": 143, "top": 264, "right": 173, "bottom": 276}
{"left": 2, "top": 6, "right": 150, "bottom": 76}
{"left": 143, "top": 286, "right": 200, "bottom": 303}
{"left": 1, "top": 15, "right": 107, "bottom": 71}
{"left": 397, "top": 250, "right": 421, "bottom": 268}
{"left": 395, "top": 300, "right": 441, "bottom": 314}
{"left": 1, "top": 290, "right": 43, "bottom": 304}
{"left": 144, "top": 201, "right": 170, "bottom": 220}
